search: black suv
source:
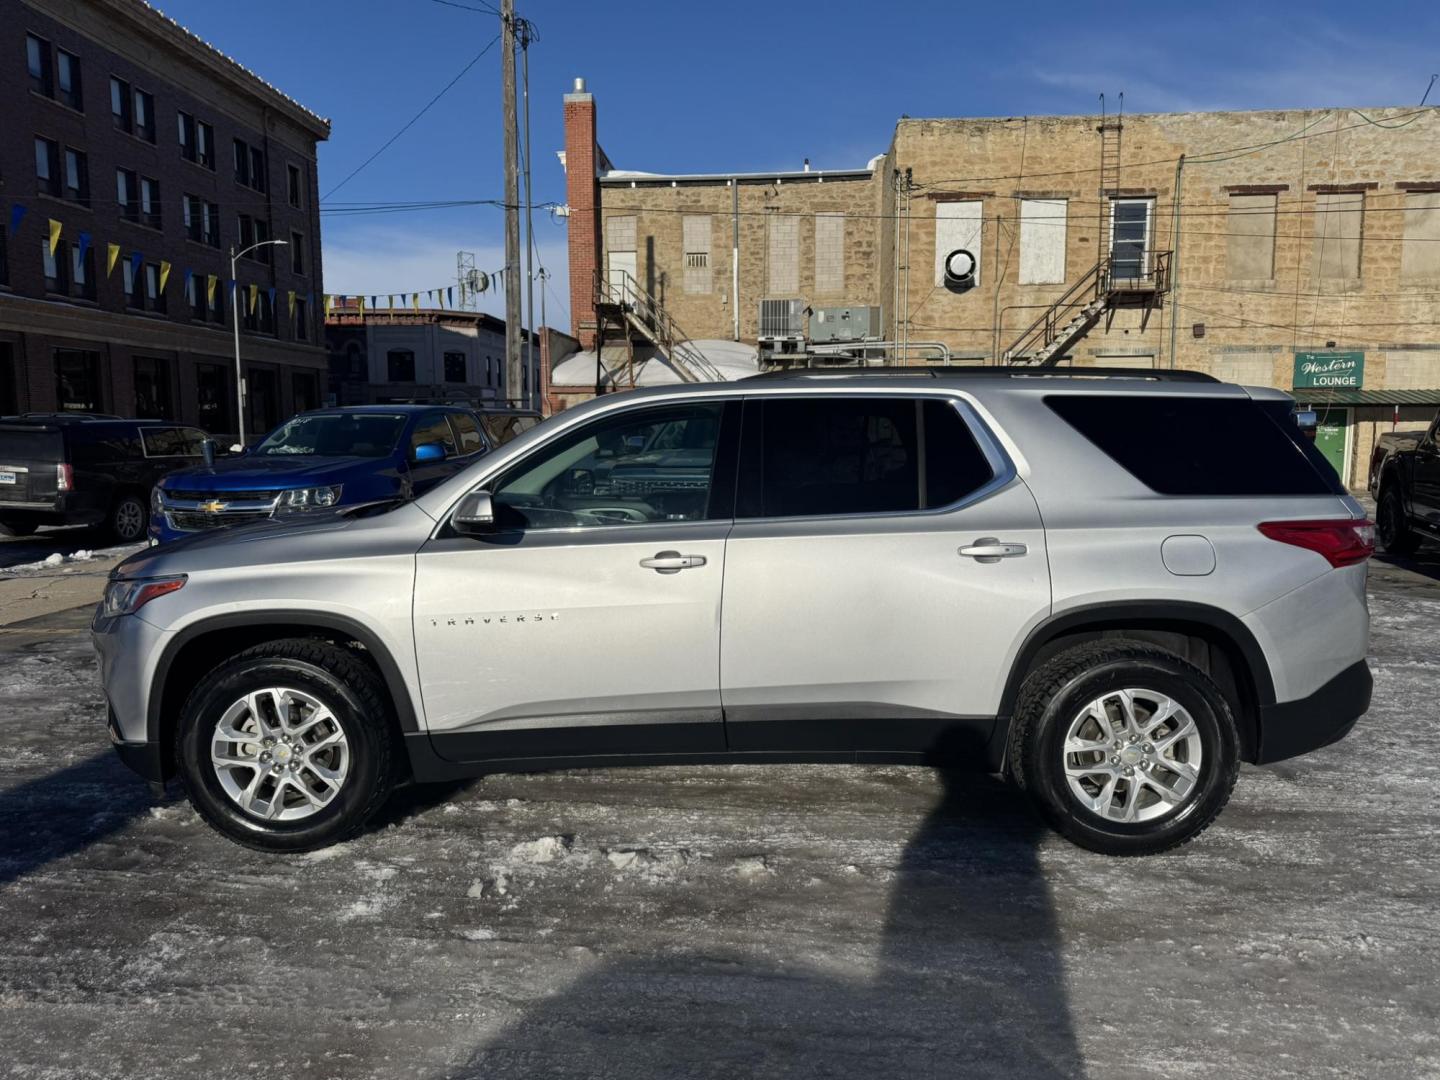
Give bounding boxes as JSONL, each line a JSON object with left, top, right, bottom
{"left": 0, "top": 415, "right": 210, "bottom": 542}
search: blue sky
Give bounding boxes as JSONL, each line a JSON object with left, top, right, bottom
{"left": 155, "top": 0, "right": 1440, "bottom": 326}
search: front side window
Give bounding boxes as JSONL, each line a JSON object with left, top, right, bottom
{"left": 253, "top": 413, "right": 406, "bottom": 458}
{"left": 488, "top": 403, "right": 725, "bottom": 531}
{"left": 410, "top": 414, "right": 458, "bottom": 459}
{"left": 741, "top": 397, "right": 992, "bottom": 519}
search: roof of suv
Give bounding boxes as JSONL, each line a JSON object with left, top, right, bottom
{"left": 743, "top": 366, "right": 1220, "bottom": 384}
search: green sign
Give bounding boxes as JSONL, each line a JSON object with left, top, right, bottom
{"left": 1293, "top": 351, "right": 1364, "bottom": 389}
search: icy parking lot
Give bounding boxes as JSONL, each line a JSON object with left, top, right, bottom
{"left": 2, "top": 557, "right": 1439, "bottom": 1079}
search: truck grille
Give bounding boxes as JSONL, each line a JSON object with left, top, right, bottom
{"left": 167, "top": 509, "right": 274, "bottom": 531}
{"left": 160, "top": 488, "right": 281, "bottom": 532}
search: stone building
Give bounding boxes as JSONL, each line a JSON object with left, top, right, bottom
{"left": 562, "top": 81, "right": 1440, "bottom": 486}
{"left": 0, "top": 0, "right": 329, "bottom": 440}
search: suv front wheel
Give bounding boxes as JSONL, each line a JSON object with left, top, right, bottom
{"left": 1009, "top": 640, "right": 1240, "bottom": 856}
{"left": 176, "top": 639, "right": 396, "bottom": 852}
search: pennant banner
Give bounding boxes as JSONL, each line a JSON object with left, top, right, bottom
{"left": 107, "top": 243, "right": 120, "bottom": 277}
{"left": 287, "top": 289, "right": 296, "bottom": 317}
{"left": 207, "top": 274, "right": 218, "bottom": 305}
{"left": 77, "top": 231, "right": 92, "bottom": 265}
{"left": 47, "top": 219, "right": 63, "bottom": 257}
{"left": 247, "top": 283, "right": 258, "bottom": 314}
{"left": 8, "top": 203, "right": 26, "bottom": 235}
{"left": 129, "top": 251, "right": 143, "bottom": 279}
{"left": 158, "top": 260, "right": 171, "bottom": 293}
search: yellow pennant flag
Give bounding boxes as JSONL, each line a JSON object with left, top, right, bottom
{"left": 287, "top": 290, "right": 296, "bottom": 317}
{"left": 158, "top": 260, "right": 171, "bottom": 293}
{"left": 411, "top": 293, "right": 420, "bottom": 312}
{"left": 323, "top": 294, "right": 333, "bottom": 318}
{"left": 206, "top": 274, "right": 218, "bottom": 304}
{"left": 47, "top": 219, "right": 63, "bottom": 257}
{"left": 387, "top": 294, "right": 394, "bottom": 310}
{"left": 106, "top": 243, "right": 121, "bottom": 277}
{"left": 358, "top": 296, "right": 367, "bottom": 315}
{"left": 247, "top": 283, "right": 258, "bottom": 314}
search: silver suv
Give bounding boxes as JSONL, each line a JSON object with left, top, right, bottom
{"left": 92, "top": 370, "right": 1374, "bottom": 855}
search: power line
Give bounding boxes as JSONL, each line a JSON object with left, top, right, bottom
{"left": 322, "top": 34, "right": 501, "bottom": 200}
{"left": 424, "top": 0, "right": 501, "bottom": 16}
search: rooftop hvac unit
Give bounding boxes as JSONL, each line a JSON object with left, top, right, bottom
{"left": 809, "top": 305, "right": 884, "bottom": 344}
{"left": 758, "top": 298, "right": 805, "bottom": 343}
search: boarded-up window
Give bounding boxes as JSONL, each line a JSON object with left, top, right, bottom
{"left": 934, "top": 201, "right": 982, "bottom": 287}
{"left": 1400, "top": 192, "right": 1440, "bottom": 280}
{"left": 1312, "top": 192, "right": 1363, "bottom": 280}
{"left": 1227, "top": 194, "right": 1277, "bottom": 279}
{"left": 606, "top": 215, "right": 636, "bottom": 253}
{"left": 683, "top": 215, "right": 711, "bottom": 294}
{"left": 814, "top": 212, "right": 845, "bottom": 295}
{"left": 1019, "top": 199, "right": 1066, "bottom": 284}
{"left": 768, "top": 214, "right": 799, "bottom": 295}
{"left": 1211, "top": 353, "right": 1276, "bottom": 387}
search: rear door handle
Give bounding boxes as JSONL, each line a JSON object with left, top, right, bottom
{"left": 959, "top": 537, "right": 1027, "bottom": 563}
{"left": 640, "top": 550, "right": 707, "bottom": 574}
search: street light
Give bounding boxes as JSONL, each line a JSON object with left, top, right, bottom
{"left": 230, "top": 239, "right": 288, "bottom": 448}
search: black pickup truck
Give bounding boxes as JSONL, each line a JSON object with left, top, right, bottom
{"left": 0, "top": 415, "right": 211, "bottom": 542}
{"left": 1369, "top": 409, "right": 1440, "bottom": 553}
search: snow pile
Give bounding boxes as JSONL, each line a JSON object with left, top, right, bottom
{"left": 550, "top": 339, "right": 760, "bottom": 387}
{"left": 2, "top": 543, "right": 139, "bottom": 577}
{"left": 507, "top": 835, "right": 573, "bottom": 864}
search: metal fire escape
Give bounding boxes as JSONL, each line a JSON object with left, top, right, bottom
{"left": 592, "top": 269, "right": 724, "bottom": 391}
{"left": 1003, "top": 93, "right": 1171, "bottom": 366}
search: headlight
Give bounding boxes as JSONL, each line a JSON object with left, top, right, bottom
{"left": 277, "top": 485, "right": 343, "bottom": 510}
{"left": 151, "top": 486, "right": 164, "bottom": 516}
{"left": 100, "top": 575, "right": 186, "bottom": 618}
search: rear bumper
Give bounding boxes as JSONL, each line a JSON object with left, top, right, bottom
{"left": 1256, "top": 659, "right": 1371, "bottom": 764}
{"left": 0, "top": 497, "right": 104, "bottom": 527}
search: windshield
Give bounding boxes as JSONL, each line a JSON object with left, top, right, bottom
{"left": 253, "top": 413, "right": 406, "bottom": 457}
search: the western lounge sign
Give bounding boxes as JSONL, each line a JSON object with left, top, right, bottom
{"left": 1293, "top": 351, "right": 1365, "bottom": 389}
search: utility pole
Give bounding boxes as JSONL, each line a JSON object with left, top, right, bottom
{"left": 500, "top": 0, "right": 522, "bottom": 406}
{"left": 518, "top": 16, "right": 537, "bottom": 411}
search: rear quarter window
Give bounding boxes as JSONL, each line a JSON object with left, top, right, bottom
{"left": 1045, "top": 394, "right": 1342, "bottom": 496}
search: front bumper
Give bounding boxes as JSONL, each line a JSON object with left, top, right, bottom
{"left": 1256, "top": 659, "right": 1372, "bottom": 764}
{"left": 107, "top": 707, "right": 166, "bottom": 783}
{"left": 92, "top": 609, "right": 173, "bottom": 779}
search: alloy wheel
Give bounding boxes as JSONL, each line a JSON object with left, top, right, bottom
{"left": 210, "top": 687, "right": 351, "bottom": 822}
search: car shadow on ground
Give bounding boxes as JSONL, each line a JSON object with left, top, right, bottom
{"left": 0, "top": 524, "right": 130, "bottom": 571}
{"left": 434, "top": 769, "right": 1082, "bottom": 1079}
{"left": 0, "top": 750, "right": 159, "bottom": 887}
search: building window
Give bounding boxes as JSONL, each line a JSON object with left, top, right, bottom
{"left": 139, "top": 175, "right": 161, "bottom": 228}
{"left": 144, "top": 262, "right": 166, "bottom": 313}
{"left": 287, "top": 163, "right": 303, "bottom": 208}
{"left": 1313, "top": 191, "right": 1364, "bottom": 281}
{"left": 70, "top": 240, "right": 95, "bottom": 300}
{"left": 683, "top": 214, "right": 712, "bottom": 295}
{"left": 42, "top": 238, "right": 66, "bottom": 293}
{"left": 133, "top": 356, "right": 174, "bottom": 419}
{"left": 57, "top": 49, "right": 82, "bottom": 110}
{"left": 1109, "top": 198, "right": 1154, "bottom": 280}
{"left": 767, "top": 214, "right": 801, "bottom": 295}
{"left": 0, "top": 342, "right": 16, "bottom": 415}
{"left": 238, "top": 215, "right": 271, "bottom": 260}
{"left": 63, "top": 147, "right": 89, "bottom": 204}
{"left": 110, "top": 76, "right": 132, "bottom": 132}
{"left": 294, "top": 296, "right": 309, "bottom": 341}
{"left": 1019, "top": 199, "right": 1067, "bottom": 285}
{"left": 196, "top": 362, "right": 231, "bottom": 434}
{"left": 234, "top": 138, "right": 267, "bottom": 192}
{"left": 387, "top": 350, "right": 416, "bottom": 382}
{"left": 0, "top": 225, "right": 9, "bottom": 288}
{"left": 242, "top": 288, "right": 275, "bottom": 334}
{"left": 133, "top": 88, "right": 155, "bottom": 142}
{"left": 1400, "top": 190, "right": 1440, "bottom": 281}
{"left": 177, "top": 111, "right": 214, "bottom": 168}
{"left": 117, "top": 168, "right": 137, "bottom": 221}
{"left": 933, "top": 200, "right": 984, "bottom": 287}
{"left": 122, "top": 256, "right": 141, "bottom": 308}
{"left": 290, "top": 231, "right": 305, "bottom": 274}
{"left": 54, "top": 349, "right": 102, "bottom": 413}
{"left": 185, "top": 272, "right": 202, "bottom": 319}
{"left": 292, "top": 371, "right": 318, "bottom": 413}
{"left": 813, "top": 211, "right": 845, "bottom": 296}
{"left": 35, "top": 137, "right": 59, "bottom": 196}
{"left": 207, "top": 276, "right": 225, "bottom": 324}
{"left": 1227, "top": 194, "right": 1277, "bottom": 280}
{"left": 444, "top": 352, "right": 467, "bottom": 382}
{"left": 27, "top": 34, "right": 53, "bottom": 97}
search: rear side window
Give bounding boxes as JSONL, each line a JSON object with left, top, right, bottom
{"left": 741, "top": 397, "right": 994, "bottom": 518}
{"left": 142, "top": 426, "right": 205, "bottom": 457}
{"left": 1045, "top": 395, "right": 1342, "bottom": 496}
{"left": 448, "top": 411, "right": 486, "bottom": 455}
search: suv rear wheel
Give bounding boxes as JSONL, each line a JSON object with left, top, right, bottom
{"left": 176, "top": 639, "right": 396, "bottom": 852}
{"left": 108, "top": 492, "right": 148, "bottom": 543}
{"left": 1009, "top": 640, "right": 1240, "bottom": 856}
{"left": 1377, "top": 485, "right": 1420, "bottom": 555}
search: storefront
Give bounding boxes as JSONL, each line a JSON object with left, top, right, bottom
{"left": 1293, "top": 383, "right": 1440, "bottom": 491}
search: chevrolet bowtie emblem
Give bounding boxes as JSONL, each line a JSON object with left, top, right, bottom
{"left": 198, "top": 499, "right": 228, "bottom": 513}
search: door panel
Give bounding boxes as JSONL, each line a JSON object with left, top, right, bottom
{"left": 1414, "top": 420, "right": 1440, "bottom": 525}
{"left": 414, "top": 525, "right": 728, "bottom": 754}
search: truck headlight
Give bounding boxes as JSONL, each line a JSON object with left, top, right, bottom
{"left": 151, "top": 486, "right": 164, "bottom": 516}
{"left": 100, "top": 575, "right": 186, "bottom": 618}
{"left": 277, "top": 485, "right": 343, "bottom": 510}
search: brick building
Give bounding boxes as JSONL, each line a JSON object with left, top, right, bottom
{"left": 563, "top": 82, "right": 1440, "bottom": 486}
{"left": 0, "top": 0, "right": 329, "bottom": 441}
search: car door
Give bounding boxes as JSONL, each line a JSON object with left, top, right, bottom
{"left": 413, "top": 398, "right": 739, "bottom": 763}
{"left": 720, "top": 392, "right": 1051, "bottom": 759}
{"left": 1414, "top": 415, "right": 1440, "bottom": 527}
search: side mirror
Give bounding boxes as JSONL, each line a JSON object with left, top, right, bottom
{"left": 201, "top": 438, "right": 217, "bottom": 466}
{"left": 1293, "top": 409, "right": 1318, "bottom": 442}
{"left": 414, "top": 441, "right": 448, "bottom": 463}
{"left": 453, "top": 490, "right": 496, "bottom": 533}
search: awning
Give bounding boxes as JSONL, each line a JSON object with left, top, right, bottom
{"left": 1290, "top": 388, "right": 1440, "bottom": 407}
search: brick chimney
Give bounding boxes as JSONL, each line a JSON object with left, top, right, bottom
{"left": 563, "top": 78, "right": 601, "bottom": 348}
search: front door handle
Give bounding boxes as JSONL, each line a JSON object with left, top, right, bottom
{"left": 959, "top": 537, "right": 1028, "bottom": 563}
{"left": 640, "top": 550, "right": 707, "bottom": 574}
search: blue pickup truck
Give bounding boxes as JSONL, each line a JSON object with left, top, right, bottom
{"left": 149, "top": 404, "right": 492, "bottom": 545}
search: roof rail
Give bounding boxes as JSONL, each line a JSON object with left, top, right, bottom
{"left": 743, "top": 366, "right": 1219, "bottom": 383}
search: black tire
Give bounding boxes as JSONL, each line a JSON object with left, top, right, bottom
{"left": 0, "top": 520, "right": 38, "bottom": 538}
{"left": 1377, "top": 485, "right": 1420, "bottom": 555}
{"left": 176, "top": 639, "right": 396, "bottom": 853}
{"left": 1008, "top": 640, "right": 1240, "bottom": 856}
{"left": 108, "top": 492, "right": 149, "bottom": 544}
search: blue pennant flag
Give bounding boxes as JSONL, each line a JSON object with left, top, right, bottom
{"left": 129, "top": 251, "right": 143, "bottom": 278}
{"left": 267, "top": 286, "right": 277, "bottom": 307}
{"left": 8, "top": 203, "right": 26, "bottom": 234}
{"left": 77, "top": 231, "right": 92, "bottom": 264}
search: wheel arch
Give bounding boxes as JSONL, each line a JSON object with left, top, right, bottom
{"left": 995, "top": 601, "right": 1275, "bottom": 766}
{"left": 148, "top": 611, "right": 419, "bottom": 779}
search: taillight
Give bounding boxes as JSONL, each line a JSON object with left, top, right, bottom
{"left": 56, "top": 463, "right": 74, "bottom": 491}
{"left": 1258, "top": 518, "right": 1375, "bottom": 568}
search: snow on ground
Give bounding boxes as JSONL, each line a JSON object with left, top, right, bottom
{"left": 1, "top": 564, "right": 1438, "bottom": 1078}
{"left": 550, "top": 339, "right": 759, "bottom": 387}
